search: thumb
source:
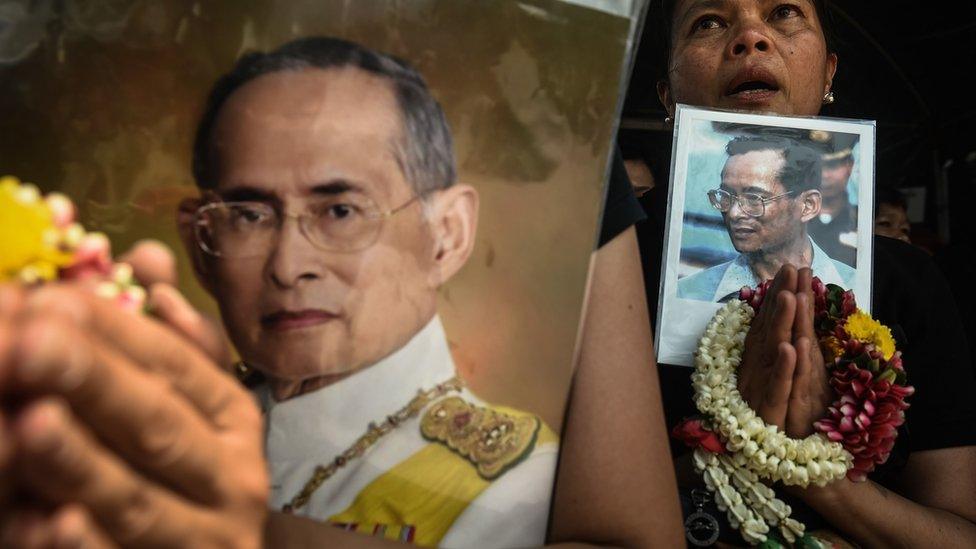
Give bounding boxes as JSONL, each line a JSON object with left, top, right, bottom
{"left": 119, "top": 240, "right": 178, "bottom": 287}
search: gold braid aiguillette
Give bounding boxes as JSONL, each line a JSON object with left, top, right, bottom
{"left": 281, "top": 376, "right": 463, "bottom": 513}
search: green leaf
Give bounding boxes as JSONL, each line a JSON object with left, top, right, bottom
{"left": 798, "top": 534, "right": 828, "bottom": 549}
{"left": 759, "top": 530, "right": 788, "bottom": 548}
{"left": 878, "top": 369, "right": 897, "bottom": 383}
{"left": 896, "top": 369, "right": 908, "bottom": 384}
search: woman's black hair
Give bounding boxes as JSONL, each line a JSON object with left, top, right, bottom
{"left": 657, "top": 0, "right": 836, "bottom": 78}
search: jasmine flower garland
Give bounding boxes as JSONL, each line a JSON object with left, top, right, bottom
{"left": 676, "top": 278, "right": 913, "bottom": 546}
{"left": 689, "top": 298, "right": 850, "bottom": 545}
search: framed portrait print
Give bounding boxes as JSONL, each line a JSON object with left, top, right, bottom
{"left": 0, "top": 1, "right": 646, "bottom": 545}
{"left": 655, "top": 104, "right": 876, "bottom": 366}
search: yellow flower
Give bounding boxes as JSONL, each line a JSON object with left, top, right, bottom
{"left": 819, "top": 335, "right": 845, "bottom": 362}
{"left": 843, "top": 309, "right": 896, "bottom": 360}
{"left": 0, "top": 176, "right": 74, "bottom": 283}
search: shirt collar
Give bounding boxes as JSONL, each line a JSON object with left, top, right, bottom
{"left": 711, "top": 236, "right": 843, "bottom": 302}
{"left": 712, "top": 253, "right": 756, "bottom": 302}
{"left": 261, "top": 315, "right": 456, "bottom": 461}
{"left": 808, "top": 237, "right": 848, "bottom": 287}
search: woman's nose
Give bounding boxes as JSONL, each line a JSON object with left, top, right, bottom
{"left": 729, "top": 24, "right": 772, "bottom": 57}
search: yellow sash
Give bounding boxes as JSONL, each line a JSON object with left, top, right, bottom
{"left": 329, "top": 408, "right": 557, "bottom": 546}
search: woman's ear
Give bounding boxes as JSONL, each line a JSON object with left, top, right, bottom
{"left": 426, "top": 184, "right": 479, "bottom": 288}
{"left": 824, "top": 52, "right": 838, "bottom": 97}
{"left": 176, "top": 197, "right": 216, "bottom": 294}
{"left": 799, "top": 189, "right": 823, "bottom": 223}
{"left": 657, "top": 79, "right": 675, "bottom": 119}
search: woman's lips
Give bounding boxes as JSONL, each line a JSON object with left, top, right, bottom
{"left": 261, "top": 310, "right": 337, "bottom": 331}
{"left": 725, "top": 87, "right": 780, "bottom": 107}
{"left": 724, "top": 68, "right": 781, "bottom": 107}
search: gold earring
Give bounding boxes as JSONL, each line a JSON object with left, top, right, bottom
{"left": 822, "top": 91, "right": 835, "bottom": 105}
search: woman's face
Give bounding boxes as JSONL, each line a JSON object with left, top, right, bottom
{"left": 661, "top": 0, "right": 837, "bottom": 117}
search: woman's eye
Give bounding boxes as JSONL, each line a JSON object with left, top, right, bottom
{"left": 693, "top": 16, "right": 724, "bottom": 32}
{"left": 771, "top": 4, "right": 802, "bottom": 20}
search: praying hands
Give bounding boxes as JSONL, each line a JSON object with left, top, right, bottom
{"left": 737, "top": 264, "right": 833, "bottom": 438}
{"left": 0, "top": 248, "right": 269, "bottom": 548}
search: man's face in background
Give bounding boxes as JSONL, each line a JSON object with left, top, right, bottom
{"left": 720, "top": 149, "right": 806, "bottom": 254}
{"left": 199, "top": 67, "right": 441, "bottom": 382}
{"left": 821, "top": 157, "right": 854, "bottom": 199}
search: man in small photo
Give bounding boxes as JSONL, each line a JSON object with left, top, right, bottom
{"left": 179, "top": 36, "right": 557, "bottom": 547}
{"left": 678, "top": 133, "right": 856, "bottom": 302}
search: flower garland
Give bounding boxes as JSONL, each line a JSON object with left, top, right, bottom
{"left": 673, "top": 277, "right": 913, "bottom": 546}
{"left": 1, "top": 175, "right": 145, "bottom": 311}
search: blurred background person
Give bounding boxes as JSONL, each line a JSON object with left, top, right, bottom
{"left": 807, "top": 131, "right": 859, "bottom": 266}
{"left": 874, "top": 186, "right": 911, "bottom": 243}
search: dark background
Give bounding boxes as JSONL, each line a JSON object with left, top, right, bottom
{"left": 620, "top": 0, "right": 976, "bottom": 251}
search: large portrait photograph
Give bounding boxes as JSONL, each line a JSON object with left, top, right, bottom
{"left": 656, "top": 105, "right": 875, "bottom": 366}
{"left": 1, "top": 1, "right": 644, "bottom": 546}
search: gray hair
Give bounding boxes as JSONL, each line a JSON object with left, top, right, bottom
{"left": 192, "top": 36, "right": 455, "bottom": 196}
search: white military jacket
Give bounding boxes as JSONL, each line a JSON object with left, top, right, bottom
{"left": 257, "top": 317, "right": 558, "bottom": 547}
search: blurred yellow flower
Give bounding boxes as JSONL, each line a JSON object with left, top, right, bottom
{"left": 819, "top": 335, "right": 845, "bottom": 362}
{"left": 844, "top": 310, "right": 896, "bottom": 360}
{"left": 0, "top": 176, "right": 74, "bottom": 283}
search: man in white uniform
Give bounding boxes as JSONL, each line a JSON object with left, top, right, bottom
{"left": 179, "top": 36, "right": 557, "bottom": 547}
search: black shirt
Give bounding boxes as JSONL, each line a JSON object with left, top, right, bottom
{"left": 598, "top": 149, "right": 647, "bottom": 247}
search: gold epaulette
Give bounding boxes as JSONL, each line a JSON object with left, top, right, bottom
{"left": 420, "top": 396, "right": 540, "bottom": 480}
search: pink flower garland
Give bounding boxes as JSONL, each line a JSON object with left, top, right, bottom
{"left": 739, "top": 278, "right": 914, "bottom": 482}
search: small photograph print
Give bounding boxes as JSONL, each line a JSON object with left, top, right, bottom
{"left": 656, "top": 105, "right": 876, "bottom": 366}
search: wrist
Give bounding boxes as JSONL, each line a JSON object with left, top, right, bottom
{"left": 787, "top": 476, "right": 852, "bottom": 508}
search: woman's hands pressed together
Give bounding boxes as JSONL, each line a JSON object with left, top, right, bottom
{"left": 737, "top": 264, "right": 832, "bottom": 438}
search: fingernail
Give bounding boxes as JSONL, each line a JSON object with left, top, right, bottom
{"left": 17, "top": 322, "right": 90, "bottom": 391}
{"left": 19, "top": 400, "right": 64, "bottom": 454}
{"left": 146, "top": 283, "right": 175, "bottom": 314}
{"left": 150, "top": 283, "right": 201, "bottom": 325}
{"left": 16, "top": 322, "right": 59, "bottom": 382}
{"left": 26, "top": 288, "right": 89, "bottom": 325}
{"left": 54, "top": 507, "right": 86, "bottom": 549}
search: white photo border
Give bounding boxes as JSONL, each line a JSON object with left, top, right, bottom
{"left": 655, "top": 104, "right": 876, "bottom": 367}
